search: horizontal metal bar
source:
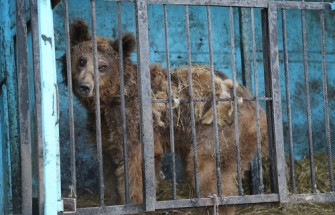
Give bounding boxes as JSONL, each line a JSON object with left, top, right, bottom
{"left": 276, "top": 1, "right": 333, "bottom": 10}
{"left": 108, "top": 0, "right": 265, "bottom": 7}
{"left": 70, "top": 204, "right": 145, "bottom": 215}
{"left": 152, "top": 97, "right": 272, "bottom": 103}
{"left": 43, "top": 193, "right": 335, "bottom": 215}
{"left": 105, "top": 0, "right": 333, "bottom": 10}
{"left": 288, "top": 193, "right": 335, "bottom": 204}
{"left": 68, "top": 194, "right": 279, "bottom": 214}
{"left": 156, "top": 194, "right": 279, "bottom": 210}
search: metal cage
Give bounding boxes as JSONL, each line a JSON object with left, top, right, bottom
{"left": 1, "top": 0, "right": 335, "bottom": 215}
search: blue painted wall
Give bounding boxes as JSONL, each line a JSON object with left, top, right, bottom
{"left": 52, "top": 2, "right": 335, "bottom": 193}
{"left": 1, "top": 0, "right": 18, "bottom": 212}
{"left": 1, "top": 0, "right": 62, "bottom": 213}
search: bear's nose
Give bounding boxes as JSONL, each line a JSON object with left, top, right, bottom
{"left": 79, "top": 82, "right": 91, "bottom": 95}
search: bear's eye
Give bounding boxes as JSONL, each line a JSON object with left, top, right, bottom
{"left": 99, "top": 65, "right": 107, "bottom": 72}
{"left": 79, "top": 59, "right": 86, "bottom": 67}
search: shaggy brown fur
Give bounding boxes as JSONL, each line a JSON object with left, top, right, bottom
{"left": 61, "top": 19, "right": 268, "bottom": 215}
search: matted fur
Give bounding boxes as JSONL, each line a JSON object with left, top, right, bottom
{"left": 61, "top": 19, "right": 268, "bottom": 215}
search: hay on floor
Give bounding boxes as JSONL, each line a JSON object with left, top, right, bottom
{"left": 72, "top": 153, "right": 335, "bottom": 214}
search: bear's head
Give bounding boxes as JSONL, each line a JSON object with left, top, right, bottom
{"left": 61, "top": 19, "right": 136, "bottom": 109}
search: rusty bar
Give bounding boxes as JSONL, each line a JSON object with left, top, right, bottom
{"left": 229, "top": 6, "right": 243, "bottom": 196}
{"left": 275, "top": 1, "right": 332, "bottom": 10}
{"left": 152, "top": 96, "right": 272, "bottom": 104}
{"left": 65, "top": 191, "right": 335, "bottom": 214}
{"left": 250, "top": 7, "right": 264, "bottom": 194}
{"left": 206, "top": 5, "right": 222, "bottom": 196}
{"left": 185, "top": 4, "right": 200, "bottom": 198}
{"left": 288, "top": 193, "right": 335, "bottom": 204}
{"left": 261, "top": 7, "right": 276, "bottom": 195}
{"left": 106, "top": 0, "right": 333, "bottom": 10}
{"left": 281, "top": 3, "right": 296, "bottom": 194}
{"left": 163, "top": 3, "right": 177, "bottom": 200}
{"left": 155, "top": 194, "right": 279, "bottom": 209}
{"left": 301, "top": 4, "right": 316, "bottom": 194}
{"left": 117, "top": 1, "right": 130, "bottom": 204}
{"left": 63, "top": 0, "right": 77, "bottom": 197}
{"left": 320, "top": 4, "right": 334, "bottom": 192}
{"left": 30, "top": 0, "right": 45, "bottom": 213}
{"left": 239, "top": 8, "right": 252, "bottom": 89}
{"left": 70, "top": 194, "right": 279, "bottom": 214}
{"left": 261, "top": 4, "right": 287, "bottom": 203}
{"left": 16, "top": 0, "right": 32, "bottom": 213}
{"left": 74, "top": 204, "right": 146, "bottom": 214}
{"left": 90, "top": 0, "right": 105, "bottom": 206}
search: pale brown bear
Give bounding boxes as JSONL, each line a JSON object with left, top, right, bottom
{"left": 61, "top": 19, "right": 268, "bottom": 215}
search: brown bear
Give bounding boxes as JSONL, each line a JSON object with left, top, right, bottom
{"left": 61, "top": 19, "right": 268, "bottom": 215}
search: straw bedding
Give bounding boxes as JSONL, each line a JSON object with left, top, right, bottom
{"left": 72, "top": 153, "right": 335, "bottom": 214}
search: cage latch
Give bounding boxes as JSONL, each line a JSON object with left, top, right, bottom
{"left": 61, "top": 198, "right": 76, "bottom": 214}
{"left": 208, "top": 194, "right": 219, "bottom": 215}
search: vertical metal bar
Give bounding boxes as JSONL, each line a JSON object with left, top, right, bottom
{"left": 206, "top": 5, "right": 222, "bottom": 196}
{"left": 0, "top": 0, "right": 14, "bottom": 213}
{"left": 185, "top": 5, "right": 200, "bottom": 198}
{"left": 30, "top": 0, "right": 44, "bottom": 213}
{"left": 281, "top": 4, "right": 296, "bottom": 194}
{"left": 90, "top": 0, "right": 105, "bottom": 206}
{"left": 238, "top": 8, "right": 252, "bottom": 89}
{"left": 261, "top": 9, "right": 276, "bottom": 195}
{"left": 63, "top": 0, "right": 77, "bottom": 197}
{"left": 250, "top": 7, "right": 264, "bottom": 194}
{"left": 320, "top": 4, "right": 334, "bottom": 192}
{"left": 261, "top": 5, "right": 287, "bottom": 203}
{"left": 117, "top": 1, "right": 130, "bottom": 204}
{"left": 37, "top": 0, "right": 62, "bottom": 213}
{"left": 16, "top": 0, "right": 32, "bottom": 213}
{"left": 135, "top": 0, "right": 156, "bottom": 211}
{"left": 229, "top": 6, "right": 243, "bottom": 196}
{"left": 301, "top": 4, "right": 316, "bottom": 194}
{"left": 163, "top": 4, "right": 177, "bottom": 200}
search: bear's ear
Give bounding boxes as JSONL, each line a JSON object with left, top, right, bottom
{"left": 70, "top": 19, "right": 91, "bottom": 45}
{"left": 111, "top": 33, "right": 136, "bottom": 58}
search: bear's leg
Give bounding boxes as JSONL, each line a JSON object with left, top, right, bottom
{"left": 114, "top": 144, "right": 144, "bottom": 205}
{"left": 185, "top": 151, "right": 236, "bottom": 215}
{"left": 210, "top": 172, "right": 238, "bottom": 215}
{"left": 103, "top": 154, "right": 121, "bottom": 205}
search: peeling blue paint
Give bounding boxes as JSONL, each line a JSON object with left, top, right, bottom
{"left": 1, "top": 0, "right": 16, "bottom": 213}
{"left": 330, "top": 2, "right": 335, "bottom": 10}
{"left": 41, "top": 34, "right": 53, "bottom": 48}
{"left": 38, "top": 0, "right": 62, "bottom": 214}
